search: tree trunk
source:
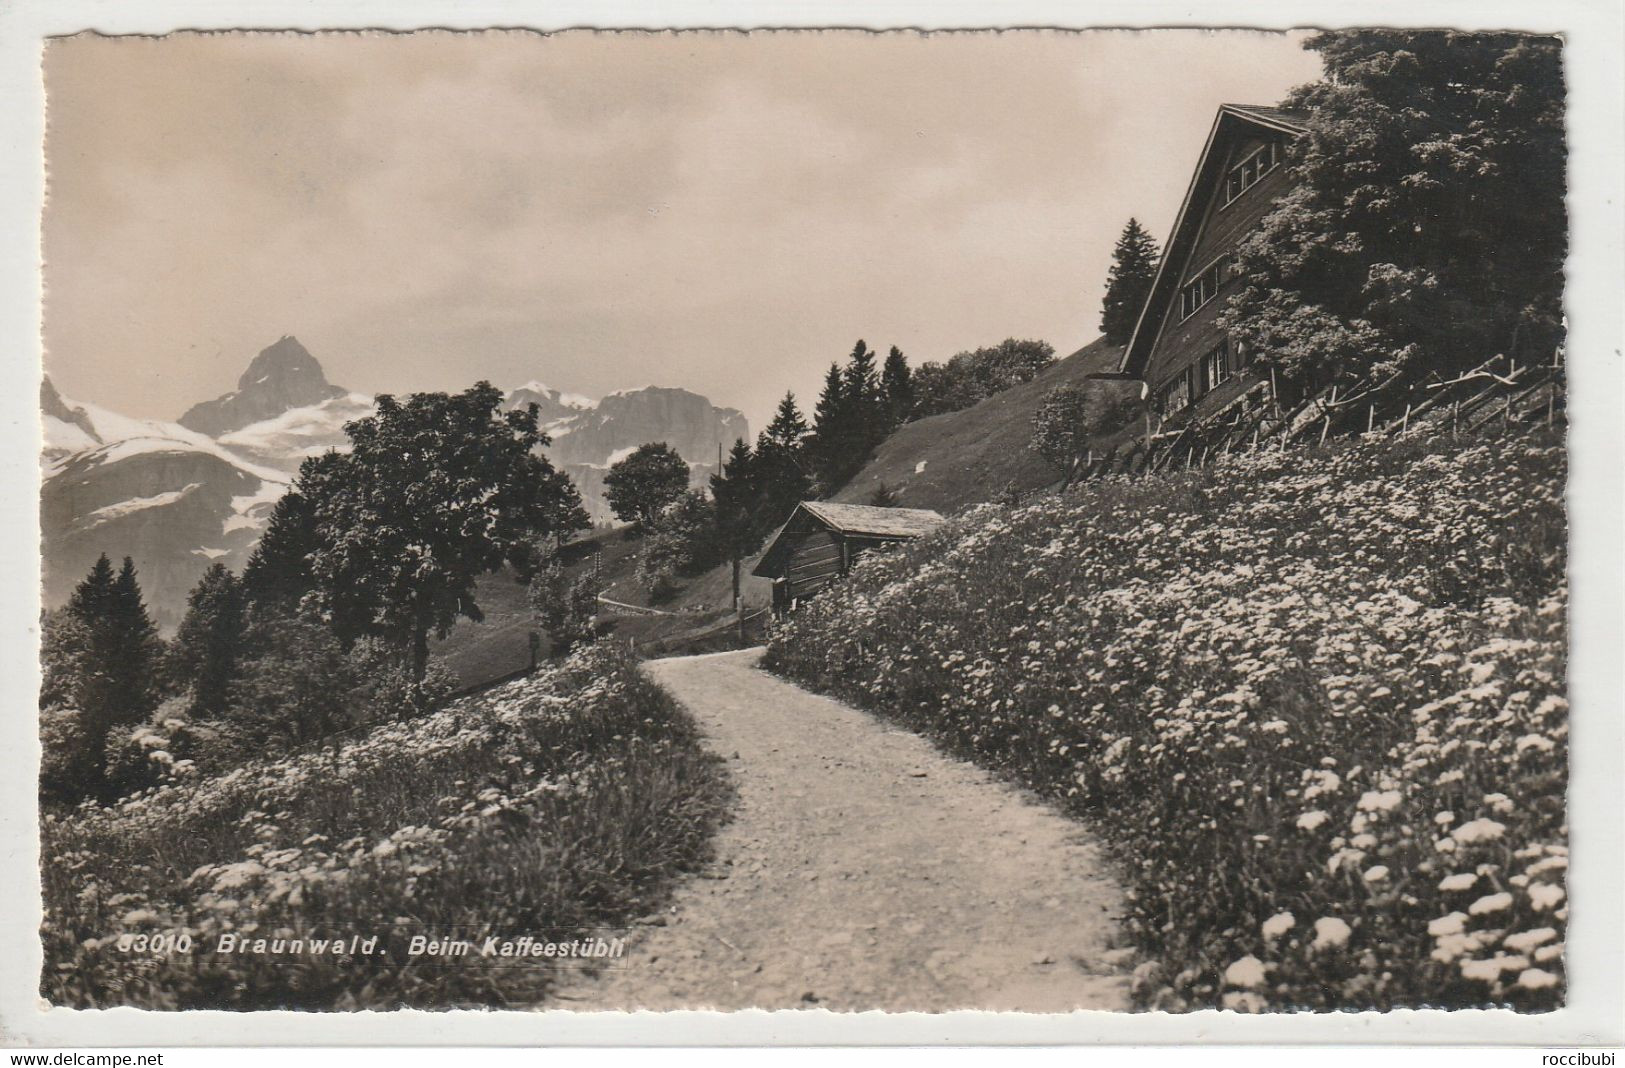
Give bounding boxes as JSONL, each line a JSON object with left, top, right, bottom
{"left": 411, "top": 625, "right": 430, "bottom": 709}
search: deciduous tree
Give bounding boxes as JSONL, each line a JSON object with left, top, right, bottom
{"left": 605, "top": 442, "right": 691, "bottom": 529}
{"left": 1219, "top": 31, "right": 1566, "bottom": 390}
{"left": 300, "top": 383, "right": 582, "bottom": 689}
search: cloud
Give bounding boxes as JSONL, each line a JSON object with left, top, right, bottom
{"left": 43, "top": 29, "right": 1322, "bottom": 430}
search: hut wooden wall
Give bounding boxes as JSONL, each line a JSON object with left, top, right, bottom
{"left": 785, "top": 530, "right": 843, "bottom": 601}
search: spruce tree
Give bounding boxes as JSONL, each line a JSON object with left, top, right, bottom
{"left": 807, "top": 362, "right": 849, "bottom": 494}
{"left": 881, "top": 346, "right": 915, "bottom": 428}
{"left": 754, "top": 392, "right": 812, "bottom": 533}
{"left": 61, "top": 554, "right": 162, "bottom": 789}
{"left": 1100, "top": 218, "right": 1160, "bottom": 346}
{"left": 241, "top": 480, "right": 320, "bottom": 614}
{"left": 709, "top": 438, "right": 764, "bottom": 611}
{"left": 172, "top": 563, "right": 246, "bottom": 718}
{"left": 841, "top": 339, "right": 885, "bottom": 458}
{"left": 108, "top": 558, "right": 161, "bottom": 722}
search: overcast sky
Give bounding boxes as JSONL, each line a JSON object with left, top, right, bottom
{"left": 43, "top": 30, "right": 1322, "bottom": 431}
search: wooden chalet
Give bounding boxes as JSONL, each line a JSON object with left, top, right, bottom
{"left": 1119, "top": 103, "right": 1308, "bottom": 425}
{"left": 753, "top": 501, "right": 945, "bottom": 614}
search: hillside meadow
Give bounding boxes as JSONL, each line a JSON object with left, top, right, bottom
{"left": 41, "top": 644, "right": 731, "bottom": 1010}
{"left": 768, "top": 429, "right": 1568, "bottom": 1011}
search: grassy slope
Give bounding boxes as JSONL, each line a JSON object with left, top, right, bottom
{"left": 832, "top": 336, "right": 1124, "bottom": 514}
{"left": 436, "top": 528, "right": 770, "bottom": 687}
{"left": 441, "top": 338, "right": 1120, "bottom": 682}
{"left": 769, "top": 429, "right": 1568, "bottom": 1011}
{"left": 43, "top": 645, "right": 733, "bottom": 1010}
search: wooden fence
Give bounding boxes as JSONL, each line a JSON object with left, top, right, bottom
{"left": 1066, "top": 351, "right": 1565, "bottom": 485}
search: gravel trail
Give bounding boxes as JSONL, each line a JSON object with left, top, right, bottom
{"left": 549, "top": 648, "right": 1132, "bottom": 1012}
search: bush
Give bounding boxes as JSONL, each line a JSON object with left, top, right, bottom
{"left": 39, "top": 704, "right": 96, "bottom": 806}
{"left": 41, "top": 643, "right": 731, "bottom": 1010}
{"left": 767, "top": 431, "right": 1567, "bottom": 1011}
{"left": 911, "top": 338, "right": 1056, "bottom": 419}
{"left": 529, "top": 555, "right": 600, "bottom": 656}
{"left": 637, "top": 491, "right": 717, "bottom": 599}
{"left": 101, "top": 698, "right": 218, "bottom": 798}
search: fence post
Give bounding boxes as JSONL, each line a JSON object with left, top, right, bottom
{"left": 1401, "top": 402, "right": 1411, "bottom": 435}
{"left": 1452, "top": 401, "right": 1459, "bottom": 437}
{"left": 1546, "top": 384, "right": 1555, "bottom": 426}
{"left": 1367, "top": 405, "right": 1374, "bottom": 434}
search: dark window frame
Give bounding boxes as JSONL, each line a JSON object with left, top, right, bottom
{"left": 1178, "top": 256, "right": 1229, "bottom": 321}
{"left": 1222, "top": 140, "right": 1281, "bottom": 206}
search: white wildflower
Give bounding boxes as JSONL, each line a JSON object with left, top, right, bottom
{"left": 1358, "top": 789, "right": 1403, "bottom": 812}
{"left": 1428, "top": 911, "right": 1467, "bottom": 937}
{"left": 1261, "top": 912, "right": 1295, "bottom": 940}
{"left": 1528, "top": 883, "right": 1565, "bottom": 911}
{"left": 1503, "top": 928, "right": 1558, "bottom": 953}
{"left": 1224, "top": 955, "right": 1267, "bottom": 989}
{"left": 1296, "top": 810, "right": 1329, "bottom": 831}
{"left": 1453, "top": 819, "right": 1506, "bottom": 844}
{"left": 1469, "top": 892, "right": 1514, "bottom": 915}
{"left": 1312, "top": 917, "right": 1351, "bottom": 950}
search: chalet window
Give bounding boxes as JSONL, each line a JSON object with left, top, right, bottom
{"left": 1160, "top": 363, "right": 1200, "bottom": 414}
{"left": 1201, "top": 342, "right": 1229, "bottom": 392}
{"left": 1161, "top": 375, "right": 1190, "bottom": 414}
{"left": 1178, "top": 256, "right": 1228, "bottom": 320}
{"left": 1223, "top": 140, "right": 1281, "bottom": 205}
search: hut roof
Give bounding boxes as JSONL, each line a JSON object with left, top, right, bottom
{"left": 752, "top": 501, "right": 946, "bottom": 578}
{"left": 798, "top": 500, "right": 946, "bottom": 538}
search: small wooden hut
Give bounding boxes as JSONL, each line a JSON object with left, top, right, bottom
{"left": 752, "top": 501, "right": 945, "bottom": 614}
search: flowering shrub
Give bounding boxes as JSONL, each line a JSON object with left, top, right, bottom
{"left": 767, "top": 431, "right": 1567, "bottom": 1011}
{"left": 42, "top": 643, "right": 730, "bottom": 1009}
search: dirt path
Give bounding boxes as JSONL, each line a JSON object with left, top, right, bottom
{"left": 550, "top": 648, "right": 1133, "bottom": 1012}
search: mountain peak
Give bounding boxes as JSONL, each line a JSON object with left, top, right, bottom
{"left": 179, "top": 336, "right": 345, "bottom": 437}
{"left": 237, "top": 335, "right": 321, "bottom": 390}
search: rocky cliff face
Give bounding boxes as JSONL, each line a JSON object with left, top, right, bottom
{"left": 508, "top": 385, "right": 748, "bottom": 521}
{"left": 178, "top": 336, "right": 345, "bottom": 437}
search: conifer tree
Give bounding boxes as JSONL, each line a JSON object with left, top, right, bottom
{"left": 240, "top": 455, "right": 339, "bottom": 615}
{"left": 807, "top": 362, "right": 849, "bottom": 494}
{"left": 841, "top": 339, "right": 885, "bottom": 458}
{"left": 106, "top": 557, "right": 162, "bottom": 721}
{"left": 754, "top": 392, "right": 812, "bottom": 534}
{"left": 171, "top": 563, "right": 246, "bottom": 718}
{"left": 1100, "top": 218, "right": 1160, "bottom": 346}
{"left": 59, "top": 554, "right": 162, "bottom": 789}
{"left": 710, "top": 438, "right": 763, "bottom": 611}
{"left": 881, "top": 346, "right": 915, "bottom": 427}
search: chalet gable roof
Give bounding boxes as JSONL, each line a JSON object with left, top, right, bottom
{"left": 1118, "top": 103, "right": 1309, "bottom": 380}
{"left": 752, "top": 501, "right": 946, "bottom": 578}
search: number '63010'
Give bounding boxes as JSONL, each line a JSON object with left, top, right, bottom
{"left": 115, "top": 932, "right": 193, "bottom": 954}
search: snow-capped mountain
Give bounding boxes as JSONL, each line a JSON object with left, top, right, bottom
{"left": 43, "top": 336, "right": 749, "bottom": 628}
{"left": 42, "top": 374, "right": 296, "bottom": 630}
{"left": 178, "top": 335, "right": 348, "bottom": 437}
